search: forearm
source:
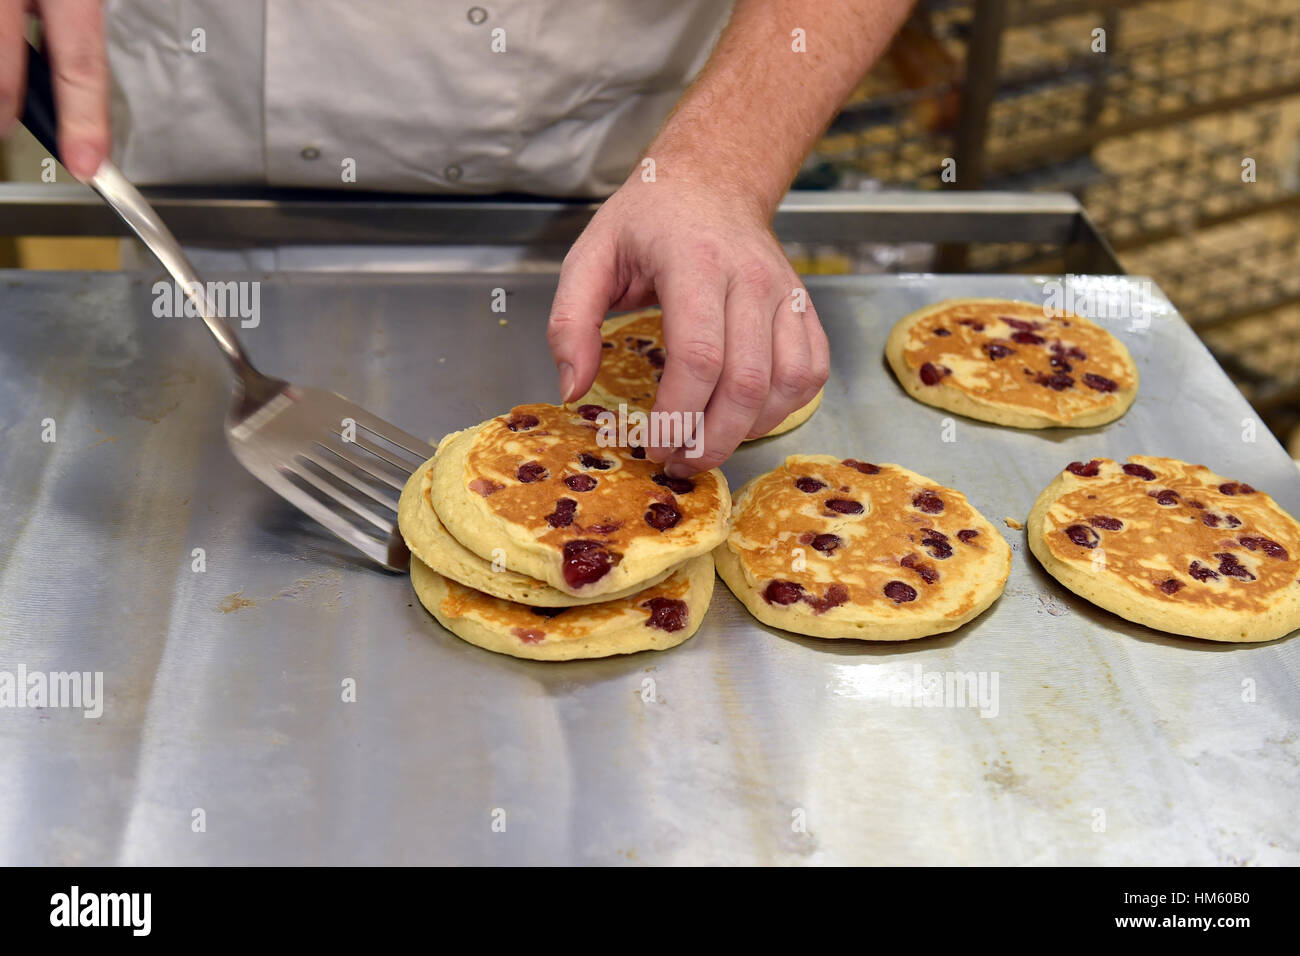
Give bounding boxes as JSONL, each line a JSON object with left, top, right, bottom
{"left": 645, "top": 0, "right": 914, "bottom": 220}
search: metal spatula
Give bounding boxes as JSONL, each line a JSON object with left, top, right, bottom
{"left": 21, "top": 42, "right": 424, "bottom": 570}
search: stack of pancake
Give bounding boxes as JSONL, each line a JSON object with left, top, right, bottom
{"left": 398, "top": 402, "right": 730, "bottom": 660}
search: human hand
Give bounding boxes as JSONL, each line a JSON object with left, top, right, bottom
{"left": 547, "top": 175, "right": 829, "bottom": 476}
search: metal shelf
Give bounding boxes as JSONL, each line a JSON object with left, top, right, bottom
{"left": 0, "top": 186, "right": 1121, "bottom": 272}
{"left": 978, "top": 99, "right": 1300, "bottom": 251}
{"left": 986, "top": 1, "right": 1300, "bottom": 173}
{"left": 1122, "top": 210, "right": 1300, "bottom": 330}
{"left": 816, "top": 0, "right": 1300, "bottom": 186}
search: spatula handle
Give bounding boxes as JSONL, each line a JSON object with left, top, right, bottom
{"left": 19, "top": 41, "right": 61, "bottom": 161}
{"left": 19, "top": 40, "right": 270, "bottom": 396}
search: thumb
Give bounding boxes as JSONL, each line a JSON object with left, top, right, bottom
{"left": 547, "top": 240, "right": 616, "bottom": 403}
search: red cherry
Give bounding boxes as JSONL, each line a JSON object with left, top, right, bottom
{"left": 763, "top": 580, "right": 805, "bottom": 606}
{"left": 884, "top": 580, "right": 918, "bottom": 603}
{"left": 811, "top": 533, "right": 841, "bottom": 555}
{"left": 1083, "top": 373, "right": 1118, "bottom": 392}
{"left": 841, "top": 459, "right": 881, "bottom": 475}
{"left": 546, "top": 498, "right": 577, "bottom": 528}
{"left": 506, "top": 414, "right": 539, "bottom": 432}
{"left": 919, "top": 362, "right": 950, "bottom": 386}
{"left": 642, "top": 597, "right": 688, "bottom": 631}
{"left": 1065, "top": 524, "right": 1100, "bottom": 548}
{"left": 912, "top": 491, "right": 944, "bottom": 514}
{"left": 562, "top": 540, "right": 614, "bottom": 587}
{"left": 644, "top": 503, "right": 681, "bottom": 530}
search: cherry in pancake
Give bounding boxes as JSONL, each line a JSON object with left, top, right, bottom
{"left": 441, "top": 559, "right": 692, "bottom": 641}
{"left": 409, "top": 553, "right": 715, "bottom": 661}
{"left": 435, "top": 403, "right": 730, "bottom": 597}
{"left": 886, "top": 298, "right": 1138, "bottom": 428}
{"left": 1028, "top": 455, "right": 1300, "bottom": 642}
{"left": 716, "top": 455, "right": 1011, "bottom": 640}
{"left": 397, "top": 451, "right": 675, "bottom": 606}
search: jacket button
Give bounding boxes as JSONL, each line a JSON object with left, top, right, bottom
{"left": 467, "top": 7, "right": 487, "bottom": 24}
{"left": 445, "top": 164, "right": 463, "bottom": 182}
{"left": 300, "top": 145, "right": 321, "bottom": 160}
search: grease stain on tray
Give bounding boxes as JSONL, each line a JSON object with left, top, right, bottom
{"left": 983, "top": 758, "right": 1023, "bottom": 793}
{"left": 273, "top": 570, "right": 344, "bottom": 608}
{"left": 88, "top": 428, "right": 120, "bottom": 448}
{"left": 218, "top": 571, "right": 346, "bottom": 615}
{"left": 1004, "top": 585, "right": 1071, "bottom": 616}
{"left": 219, "top": 590, "right": 256, "bottom": 614}
{"left": 1036, "top": 592, "right": 1071, "bottom": 617}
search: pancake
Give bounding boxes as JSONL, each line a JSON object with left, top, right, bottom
{"left": 410, "top": 552, "right": 715, "bottom": 660}
{"left": 431, "top": 403, "right": 731, "bottom": 598}
{"left": 574, "top": 307, "right": 822, "bottom": 438}
{"left": 885, "top": 298, "right": 1138, "bottom": 428}
{"left": 715, "top": 455, "right": 1011, "bottom": 640}
{"left": 398, "top": 446, "right": 672, "bottom": 606}
{"left": 1028, "top": 455, "right": 1300, "bottom": 642}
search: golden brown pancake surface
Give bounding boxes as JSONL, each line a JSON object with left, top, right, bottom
{"left": 458, "top": 402, "right": 728, "bottom": 590}
{"left": 891, "top": 299, "right": 1137, "bottom": 426}
{"left": 1039, "top": 455, "right": 1298, "bottom": 615}
{"left": 591, "top": 310, "right": 665, "bottom": 412}
{"left": 717, "top": 455, "right": 1011, "bottom": 639}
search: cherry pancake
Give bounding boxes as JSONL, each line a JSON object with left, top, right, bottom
{"left": 885, "top": 298, "right": 1138, "bottom": 428}
{"left": 399, "top": 447, "right": 672, "bottom": 606}
{"left": 1028, "top": 455, "right": 1300, "bottom": 642}
{"left": 714, "top": 455, "right": 1011, "bottom": 640}
{"left": 575, "top": 307, "right": 823, "bottom": 438}
{"left": 411, "top": 553, "right": 715, "bottom": 661}
{"left": 430, "top": 403, "right": 730, "bottom": 598}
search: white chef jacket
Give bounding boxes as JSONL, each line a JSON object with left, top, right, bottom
{"left": 106, "top": 0, "right": 733, "bottom": 198}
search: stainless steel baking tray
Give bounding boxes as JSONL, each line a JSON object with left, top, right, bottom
{"left": 1, "top": 271, "right": 1296, "bottom": 865}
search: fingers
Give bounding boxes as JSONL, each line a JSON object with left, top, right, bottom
{"left": 752, "top": 288, "right": 829, "bottom": 436}
{"left": 0, "top": 1, "right": 26, "bottom": 136}
{"left": 547, "top": 238, "right": 617, "bottom": 403}
{"left": 649, "top": 257, "right": 727, "bottom": 464}
{"left": 664, "top": 266, "right": 773, "bottom": 475}
{"left": 746, "top": 291, "right": 816, "bottom": 438}
{"left": 802, "top": 296, "right": 831, "bottom": 397}
{"left": 39, "top": 0, "right": 110, "bottom": 180}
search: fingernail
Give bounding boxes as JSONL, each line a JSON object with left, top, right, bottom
{"left": 557, "top": 362, "right": 574, "bottom": 402}
{"left": 64, "top": 145, "right": 100, "bottom": 182}
{"left": 666, "top": 461, "right": 695, "bottom": 478}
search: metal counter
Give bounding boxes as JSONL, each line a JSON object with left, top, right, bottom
{"left": 1, "top": 271, "right": 1296, "bottom": 865}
